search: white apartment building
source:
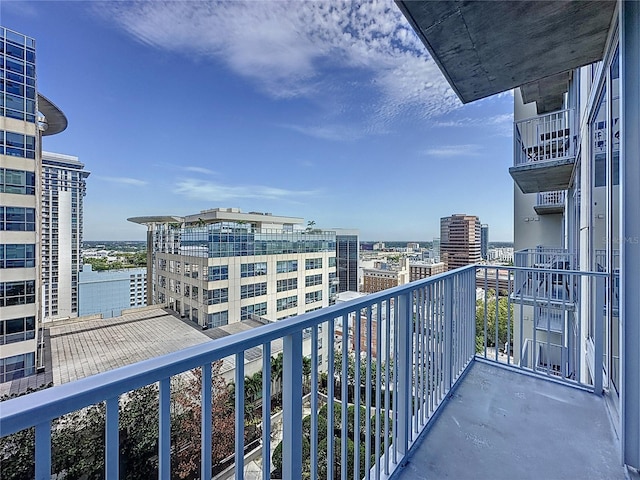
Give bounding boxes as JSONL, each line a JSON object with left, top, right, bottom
{"left": 41, "top": 152, "right": 89, "bottom": 321}
{"left": 0, "top": 27, "right": 68, "bottom": 382}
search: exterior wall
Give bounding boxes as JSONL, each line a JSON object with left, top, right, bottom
{"left": 0, "top": 28, "right": 39, "bottom": 383}
{"left": 362, "top": 268, "right": 398, "bottom": 293}
{"left": 78, "top": 265, "right": 147, "bottom": 318}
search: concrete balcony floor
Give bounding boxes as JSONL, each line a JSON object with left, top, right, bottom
{"left": 394, "top": 361, "right": 626, "bottom": 480}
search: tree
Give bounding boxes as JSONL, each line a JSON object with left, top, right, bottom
{"left": 476, "top": 293, "right": 513, "bottom": 352}
{"left": 172, "top": 363, "right": 236, "bottom": 479}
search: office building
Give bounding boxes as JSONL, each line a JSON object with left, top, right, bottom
{"left": 409, "top": 261, "right": 446, "bottom": 282}
{"left": 78, "top": 265, "right": 146, "bottom": 318}
{"left": 480, "top": 224, "right": 489, "bottom": 260}
{"left": 335, "top": 229, "right": 358, "bottom": 293}
{"left": 440, "top": 214, "right": 481, "bottom": 270}
{"left": 129, "top": 208, "right": 339, "bottom": 327}
{"left": 362, "top": 261, "right": 409, "bottom": 293}
{"left": 0, "top": 27, "right": 67, "bottom": 383}
{"left": 41, "top": 152, "right": 89, "bottom": 321}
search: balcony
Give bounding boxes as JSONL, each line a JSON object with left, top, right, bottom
{"left": 534, "top": 190, "right": 566, "bottom": 215}
{"left": 510, "top": 109, "right": 576, "bottom": 194}
{"left": 0, "top": 265, "right": 620, "bottom": 479}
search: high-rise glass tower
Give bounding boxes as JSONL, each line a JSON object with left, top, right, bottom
{"left": 335, "top": 230, "right": 359, "bottom": 293}
{"left": 0, "top": 27, "right": 67, "bottom": 383}
{"left": 481, "top": 224, "right": 489, "bottom": 260}
{"left": 41, "top": 152, "right": 89, "bottom": 320}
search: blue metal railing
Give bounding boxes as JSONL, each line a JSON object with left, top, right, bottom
{"left": 0, "top": 264, "right": 605, "bottom": 479}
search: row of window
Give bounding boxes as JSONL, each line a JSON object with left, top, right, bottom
{"left": 209, "top": 265, "right": 228, "bottom": 281}
{"left": 0, "top": 243, "right": 35, "bottom": 268}
{"left": 277, "top": 296, "right": 298, "bottom": 312}
{"left": 0, "top": 315, "right": 35, "bottom": 345}
{"left": 207, "top": 310, "right": 228, "bottom": 328}
{"left": 0, "top": 168, "right": 35, "bottom": 195}
{"left": 240, "top": 282, "right": 267, "bottom": 299}
{"left": 0, "top": 352, "right": 35, "bottom": 383}
{"left": 0, "top": 130, "right": 37, "bottom": 158}
{"left": 0, "top": 280, "right": 36, "bottom": 306}
{"left": 277, "top": 277, "right": 298, "bottom": 292}
{"left": 241, "top": 262, "right": 267, "bottom": 277}
{"left": 305, "top": 258, "right": 323, "bottom": 270}
{"left": 305, "top": 290, "right": 323, "bottom": 304}
{"left": 0, "top": 207, "right": 36, "bottom": 231}
{"left": 277, "top": 260, "right": 297, "bottom": 273}
{"left": 207, "top": 288, "right": 228, "bottom": 305}
{"left": 305, "top": 274, "right": 323, "bottom": 287}
{"left": 241, "top": 302, "right": 267, "bottom": 320}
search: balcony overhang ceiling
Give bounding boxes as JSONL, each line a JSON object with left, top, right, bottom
{"left": 38, "top": 93, "right": 68, "bottom": 136}
{"left": 396, "top": 1, "right": 616, "bottom": 110}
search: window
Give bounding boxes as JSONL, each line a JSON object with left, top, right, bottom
{"left": 241, "top": 302, "right": 267, "bottom": 320}
{"left": 276, "top": 260, "right": 297, "bottom": 273}
{"left": 0, "top": 352, "right": 35, "bottom": 383}
{"left": 0, "top": 280, "right": 36, "bottom": 306}
{"left": 0, "top": 244, "right": 35, "bottom": 268}
{"left": 305, "top": 290, "right": 322, "bottom": 304}
{"left": 0, "top": 169, "right": 36, "bottom": 195}
{"left": 305, "top": 258, "right": 322, "bottom": 270}
{"left": 0, "top": 131, "right": 36, "bottom": 158}
{"left": 241, "top": 262, "right": 267, "bottom": 277}
{"left": 0, "top": 316, "right": 36, "bottom": 345}
{"left": 241, "top": 282, "right": 267, "bottom": 299}
{"left": 207, "top": 311, "right": 229, "bottom": 328}
{"left": 192, "top": 286, "right": 198, "bottom": 301}
{"left": 305, "top": 274, "right": 323, "bottom": 287}
{"left": 208, "top": 288, "right": 228, "bottom": 305}
{"left": 208, "top": 265, "right": 228, "bottom": 281}
{"left": 329, "top": 257, "right": 336, "bottom": 268}
{"left": 277, "top": 278, "right": 298, "bottom": 292}
{"left": 0, "top": 207, "right": 36, "bottom": 231}
{"left": 277, "top": 295, "right": 298, "bottom": 312}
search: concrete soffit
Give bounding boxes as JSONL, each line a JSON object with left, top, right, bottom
{"left": 395, "top": 0, "right": 616, "bottom": 104}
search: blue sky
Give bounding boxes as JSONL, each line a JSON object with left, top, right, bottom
{"left": 4, "top": 1, "right": 515, "bottom": 242}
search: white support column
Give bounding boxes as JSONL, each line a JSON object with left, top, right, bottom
{"left": 620, "top": 0, "right": 640, "bottom": 470}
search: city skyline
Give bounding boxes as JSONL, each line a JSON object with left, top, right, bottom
{"left": 4, "top": 1, "right": 514, "bottom": 242}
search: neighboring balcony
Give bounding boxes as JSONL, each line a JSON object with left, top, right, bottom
{"left": 510, "top": 109, "right": 576, "bottom": 193}
{"left": 0, "top": 265, "right": 622, "bottom": 480}
{"left": 534, "top": 190, "right": 566, "bottom": 215}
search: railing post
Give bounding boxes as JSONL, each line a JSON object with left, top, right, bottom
{"left": 282, "top": 331, "right": 303, "bottom": 479}
{"left": 593, "top": 276, "right": 605, "bottom": 394}
{"left": 396, "top": 292, "right": 412, "bottom": 457}
{"left": 106, "top": 396, "right": 119, "bottom": 479}
{"left": 35, "top": 421, "right": 51, "bottom": 480}
{"left": 444, "top": 275, "right": 454, "bottom": 390}
{"left": 201, "top": 363, "right": 212, "bottom": 480}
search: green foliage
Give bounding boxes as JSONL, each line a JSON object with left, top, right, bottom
{"left": 84, "top": 252, "right": 146, "bottom": 271}
{"left": 476, "top": 294, "right": 513, "bottom": 352}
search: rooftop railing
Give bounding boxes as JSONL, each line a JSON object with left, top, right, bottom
{"left": 514, "top": 109, "right": 575, "bottom": 166}
{"left": 0, "top": 264, "right": 605, "bottom": 479}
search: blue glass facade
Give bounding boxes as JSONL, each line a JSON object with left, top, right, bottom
{"left": 0, "top": 27, "right": 37, "bottom": 123}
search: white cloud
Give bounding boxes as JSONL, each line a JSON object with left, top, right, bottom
{"left": 96, "top": 0, "right": 461, "bottom": 129}
{"left": 174, "top": 179, "right": 319, "bottom": 202}
{"left": 422, "top": 145, "right": 482, "bottom": 157}
{"left": 184, "top": 166, "right": 217, "bottom": 175}
{"left": 97, "top": 176, "right": 148, "bottom": 186}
